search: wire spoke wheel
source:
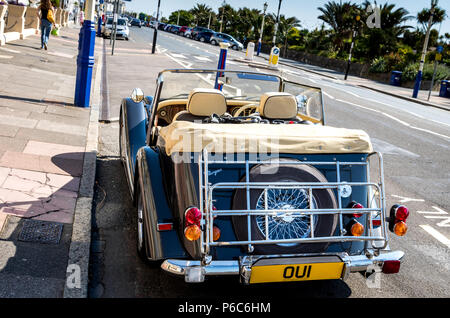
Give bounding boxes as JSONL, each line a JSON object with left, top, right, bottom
{"left": 255, "top": 188, "right": 318, "bottom": 246}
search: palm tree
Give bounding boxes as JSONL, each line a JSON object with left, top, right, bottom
{"left": 190, "top": 3, "right": 213, "bottom": 27}
{"left": 277, "top": 15, "right": 301, "bottom": 56}
{"left": 318, "top": 1, "right": 361, "bottom": 54}
{"left": 417, "top": 6, "right": 447, "bottom": 31}
{"left": 357, "top": 2, "right": 412, "bottom": 61}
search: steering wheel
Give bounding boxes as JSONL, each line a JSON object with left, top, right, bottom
{"left": 233, "top": 104, "right": 259, "bottom": 117}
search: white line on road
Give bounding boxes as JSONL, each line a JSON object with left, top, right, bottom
{"left": 194, "top": 56, "right": 212, "bottom": 62}
{"left": 420, "top": 225, "right": 450, "bottom": 248}
{"left": 334, "top": 98, "right": 450, "bottom": 141}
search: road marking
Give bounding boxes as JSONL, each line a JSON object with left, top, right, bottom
{"left": 171, "top": 53, "right": 186, "bottom": 59}
{"left": 323, "top": 92, "right": 335, "bottom": 100}
{"left": 420, "top": 225, "right": 450, "bottom": 248}
{"left": 334, "top": 98, "right": 450, "bottom": 141}
{"left": 417, "top": 206, "right": 448, "bottom": 215}
{"left": 391, "top": 194, "right": 424, "bottom": 203}
{"left": 194, "top": 56, "right": 211, "bottom": 62}
{"left": 0, "top": 55, "right": 13, "bottom": 59}
{"left": 418, "top": 207, "right": 450, "bottom": 227}
{"left": 371, "top": 138, "right": 420, "bottom": 158}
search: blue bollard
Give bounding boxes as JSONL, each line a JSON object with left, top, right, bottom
{"left": 256, "top": 40, "right": 262, "bottom": 56}
{"left": 74, "top": 20, "right": 96, "bottom": 107}
{"left": 215, "top": 44, "right": 228, "bottom": 90}
{"left": 412, "top": 70, "right": 422, "bottom": 98}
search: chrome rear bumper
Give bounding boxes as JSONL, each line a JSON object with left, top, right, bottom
{"left": 161, "top": 250, "right": 404, "bottom": 283}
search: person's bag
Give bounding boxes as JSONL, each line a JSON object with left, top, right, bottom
{"left": 51, "top": 26, "right": 59, "bottom": 36}
{"left": 47, "top": 9, "right": 56, "bottom": 24}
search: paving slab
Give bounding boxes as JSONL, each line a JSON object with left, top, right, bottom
{"left": 0, "top": 151, "right": 84, "bottom": 176}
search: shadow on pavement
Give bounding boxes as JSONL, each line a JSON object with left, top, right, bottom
{"left": 0, "top": 151, "right": 86, "bottom": 297}
{"left": 0, "top": 94, "right": 74, "bottom": 107}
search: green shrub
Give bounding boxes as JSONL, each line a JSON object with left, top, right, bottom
{"left": 370, "top": 57, "right": 388, "bottom": 73}
{"left": 402, "top": 62, "right": 450, "bottom": 82}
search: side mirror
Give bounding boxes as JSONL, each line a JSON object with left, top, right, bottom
{"left": 131, "top": 88, "right": 144, "bottom": 103}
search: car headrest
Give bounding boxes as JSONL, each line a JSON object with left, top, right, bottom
{"left": 258, "top": 92, "right": 298, "bottom": 119}
{"left": 187, "top": 88, "right": 227, "bottom": 117}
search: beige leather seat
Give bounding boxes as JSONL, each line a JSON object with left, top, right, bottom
{"left": 258, "top": 92, "right": 298, "bottom": 120}
{"left": 173, "top": 88, "right": 227, "bottom": 122}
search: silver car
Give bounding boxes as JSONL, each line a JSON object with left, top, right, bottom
{"left": 102, "top": 17, "right": 130, "bottom": 40}
{"left": 210, "top": 32, "right": 244, "bottom": 50}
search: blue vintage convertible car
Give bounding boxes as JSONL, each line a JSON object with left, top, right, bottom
{"left": 119, "top": 69, "right": 409, "bottom": 284}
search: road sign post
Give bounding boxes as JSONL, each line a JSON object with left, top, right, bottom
{"left": 215, "top": 43, "right": 229, "bottom": 91}
{"left": 151, "top": 0, "right": 161, "bottom": 54}
{"left": 428, "top": 46, "right": 443, "bottom": 101}
{"left": 413, "top": 0, "right": 437, "bottom": 98}
{"left": 74, "top": 0, "right": 96, "bottom": 107}
{"left": 268, "top": 46, "right": 280, "bottom": 68}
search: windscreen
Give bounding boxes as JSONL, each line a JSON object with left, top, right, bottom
{"left": 158, "top": 70, "right": 282, "bottom": 102}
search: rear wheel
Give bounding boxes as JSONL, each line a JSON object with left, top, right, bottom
{"left": 200, "top": 37, "right": 206, "bottom": 42}
{"left": 211, "top": 39, "right": 217, "bottom": 45}
{"left": 136, "top": 188, "right": 161, "bottom": 267}
{"left": 232, "top": 161, "right": 337, "bottom": 255}
{"left": 232, "top": 44, "right": 238, "bottom": 50}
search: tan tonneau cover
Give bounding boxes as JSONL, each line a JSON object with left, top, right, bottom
{"left": 159, "top": 121, "right": 373, "bottom": 155}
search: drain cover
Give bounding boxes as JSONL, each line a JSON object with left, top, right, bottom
{"left": 18, "top": 220, "right": 63, "bottom": 244}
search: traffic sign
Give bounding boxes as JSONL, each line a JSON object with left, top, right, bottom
{"left": 437, "top": 46, "right": 443, "bottom": 54}
{"left": 436, "top": 53, "right": 442, "bottom": 61}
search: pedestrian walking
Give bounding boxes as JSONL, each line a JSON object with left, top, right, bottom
{"left": 80, "top": 10, "right": 84, "bottom": 26}
{"left": 37, "top": 0, "right": 55, "bottom": 50}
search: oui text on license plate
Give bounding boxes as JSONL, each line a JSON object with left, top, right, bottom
{"left": 249, "top": 262, "right": 344, "bottom": 284}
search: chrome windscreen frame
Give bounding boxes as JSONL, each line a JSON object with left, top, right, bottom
{"left": 198, "top": 149, "right": 389, "bottom": 264}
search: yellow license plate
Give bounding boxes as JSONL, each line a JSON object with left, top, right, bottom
{"left": 250, "top": 262, "right": 344, "bottom": 284}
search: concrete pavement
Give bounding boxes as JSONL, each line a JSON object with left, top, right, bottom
{"left": 0, "top": 25, "right": 101, "bottom": 297}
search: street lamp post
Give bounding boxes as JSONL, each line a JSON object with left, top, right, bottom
{"left": 256, "top": 2, "right": 268, "bottom": 56}
{"left": 74, "top": 0, "right": 96, "bottom": 107}
{"left": 345, "top": 15, "right": 360, "bottom": 80}
{"left": 151, "top": 0, "right": 161, "bottom": 54}
{"left": 272, "top": 0, "right": 282, "bottom": 47}
{"left": 412, "top": 0, "right": 438, "bottom": 98}
{"left": 219, "top": 1, "right": 225, "bottom": 33}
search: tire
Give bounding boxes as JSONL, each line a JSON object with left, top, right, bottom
{"left": 232, "top": 160, "right": 337, "bottom": 255}
{"left": 200, "top": 37, "right": 205, "bottom": 42}
{"left": 136, "top": 187, "right": 161, "bottom": 267}
{"left": 211, "top": 40, "right": 217, "bottom": 45}
{"left": 232, "top": 45, "right": 238, "bottom": 50}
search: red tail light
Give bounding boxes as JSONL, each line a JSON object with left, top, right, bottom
{"left": 382, "top": 260, "right": 401, "bottom": 274}
{"left": 389, "top": 205, "right": 409, "bottom": 236}
{"left": 347, "top": 201, "right": 364, "bottom": 218}
{"left": 185, "top": 207, "right": 202, "bottom": 225}
{"left": 394, "top": 205, "right": 409, "bottom": 222}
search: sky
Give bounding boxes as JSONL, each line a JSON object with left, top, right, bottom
{"left": 124, "top": 0, "right": 450, "bottom": 33}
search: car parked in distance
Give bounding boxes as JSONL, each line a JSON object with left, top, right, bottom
{"left": 102, "top": 17, "right": 129, "bottom": 40}
{"left": 158, "top": 22, "right": 167, "bottom": 30}
{"left": 184, "top": 27, "right": 193, "bottom": 38}
{"left": 130, "top": 18, "right": 142, "bottom": 28}
{"left": 191, "top": 26, "right": 213, "bottom": 40}
{"left": 210, "top": 32, "right": 244, "bottom": 50}
{"left": 195, "top": 30, "right": 215, "bottom": 43}
{"left": 170, "top": 25, "right": 181, "bottom": 34}
{"left": 178, "top": 26, "right": 189, "bottom": 36}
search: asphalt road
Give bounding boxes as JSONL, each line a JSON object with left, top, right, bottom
{"left": 89, "top": 27, "right": 450, "bottom": 299}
